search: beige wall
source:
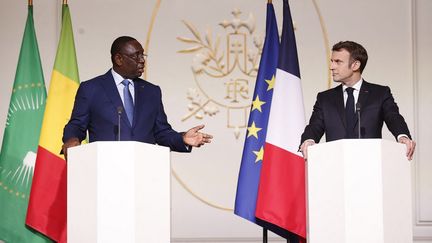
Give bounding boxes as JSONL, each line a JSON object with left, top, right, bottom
{"left": 0, "top": 0, "right": 431, "bottom": 242}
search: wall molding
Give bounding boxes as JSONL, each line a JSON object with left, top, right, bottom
{"left": 172, "top": 237, "right": 286, "bottom": 243}
{"left": 412, "top": 0, "right": 432, "bottom": 240}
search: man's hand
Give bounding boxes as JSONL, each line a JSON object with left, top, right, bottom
{"left": 398, "top": 136, "right": 416, "bottom": 161}
{"left": 62, "top": 137, "right": 81, "bottom": 161}
{"left": 183, "top": 124, "right": 213, "bottom": 147}
{"left": 299, "top": 139, "right": 316, "bottom": 161}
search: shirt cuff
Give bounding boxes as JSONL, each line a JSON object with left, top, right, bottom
{"left": 397, "top": 134, "right": 409, "bottom": 141}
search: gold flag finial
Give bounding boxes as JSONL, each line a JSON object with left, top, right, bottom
{"left": 63, "top": 0, "right": 68, "bottom": 4}
{"left": 28, "top": 0, "right": 33, "bottom": 6}
{"left": 268, "top": 0, "right": 272, "bottom": 3}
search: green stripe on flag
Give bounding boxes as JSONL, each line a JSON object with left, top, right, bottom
{"left": 53, "top": 5, "right": 80, "bottom": 84}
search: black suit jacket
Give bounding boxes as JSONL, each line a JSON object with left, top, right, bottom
{"left": 301, "top": 80, "right": 411, "bottom": 144}
{"left": 63, "top": 70, "right": 190, "bottom": 152}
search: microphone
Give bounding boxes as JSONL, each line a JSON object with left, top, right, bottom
{"left": 356, "top": 102, "right": 361, "bottom": 139}
{"left": 117, "top": 106, "right": 123, "bottom": 141}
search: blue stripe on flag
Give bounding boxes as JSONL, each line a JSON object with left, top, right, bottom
{"left": 278, "top": 0, "right": 300, "bottom": 78}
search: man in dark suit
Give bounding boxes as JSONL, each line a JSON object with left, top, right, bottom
{"left": 300, "top": 41, "right": 415, "bottom": 160}
{"left": 62, "top": 36, "right": 212, "bottom": 156}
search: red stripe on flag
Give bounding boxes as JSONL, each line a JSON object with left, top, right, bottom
{"left": 26, "top": 146, "right": 67, "bottom": 243}
{"left": 255, "top": 142, "right": 306, "bottom": 238}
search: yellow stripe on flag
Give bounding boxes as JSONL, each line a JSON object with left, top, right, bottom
{"left": 39, "top": 69, "right": 79, "bottom": 156}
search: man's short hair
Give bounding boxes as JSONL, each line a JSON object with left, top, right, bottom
{"left": 332, "top": 41, "right": 368, "bottom": 73}
{"left": 110, "top": 36, "right": 137, "bottom": 63}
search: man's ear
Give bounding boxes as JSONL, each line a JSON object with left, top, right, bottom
{"left": 113, "top": 53, "right": 123, "bottom": 66}
{"left": 352, "top": 60, "right": 361, "bottom": 72}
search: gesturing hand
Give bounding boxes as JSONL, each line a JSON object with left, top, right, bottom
{"left": 183, "top": 124, "right": 213, "bottom": 147}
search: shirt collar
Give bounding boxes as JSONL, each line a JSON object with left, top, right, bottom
{"left": 111, "top": 69, "right": 134, "bottom": 87}
{"left": 343, "top": 78, "right": 363, "bottom": 92}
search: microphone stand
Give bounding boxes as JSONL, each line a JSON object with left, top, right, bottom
{"left": 117, "top": 107, "right": 123, "bottom": 141}
{"left": 356, "top": 102, "right": 361, "bottom": 139}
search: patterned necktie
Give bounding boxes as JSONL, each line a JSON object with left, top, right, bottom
{"left": 345, "top": 87, "right": 356, "bottom": 138}
{"left": 121, "top": 79, "right": 134, "bottom": 126}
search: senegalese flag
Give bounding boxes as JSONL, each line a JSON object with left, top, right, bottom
{"left": 26, "top": 4, "right": 79, "bottom": 242}
{"left": 0, "top": 4, "right": 52, "bottom": 243}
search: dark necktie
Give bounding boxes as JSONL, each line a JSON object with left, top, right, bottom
{"left": 122, "top": 79, "right": 134, "bottom": 126}
{"left": 345, "top": 87, "right": 356, "bottom": 138}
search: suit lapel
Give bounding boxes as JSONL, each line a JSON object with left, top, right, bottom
{"left": 333, "top": 85, "right": 346, "bottom": 128}
{"left": 357, "top": 80, "right": 371, "bottom": 109}
{"left": 99, "top": 71, "right": 131, "bottom": 126}
{"left": 132, "top": 79, "right": 147, "bottom": 129}
{"left": 355, "top": 80, "right": 371, "bottom": 127}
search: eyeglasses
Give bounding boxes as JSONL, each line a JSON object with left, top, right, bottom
{"left": 120, "top": 53, "right": 148, "bottom": 62}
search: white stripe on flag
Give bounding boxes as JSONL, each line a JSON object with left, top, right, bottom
{"left": 266, "top": 68, "right": 305, "bottom": 155}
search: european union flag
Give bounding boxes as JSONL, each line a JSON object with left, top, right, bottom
{"left": 234, "top": 2, "right": 279, "bottom": 224}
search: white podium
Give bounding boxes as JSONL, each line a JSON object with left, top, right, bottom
{"left": 307, "top": 139, "right": 413, "bottom": 243}
{"left": 67, "top": 141, "right": 171, "bottom": 243}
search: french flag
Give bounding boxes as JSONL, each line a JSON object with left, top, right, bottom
{"left": 255, "top": 0, "right": 307, "bottom": 241}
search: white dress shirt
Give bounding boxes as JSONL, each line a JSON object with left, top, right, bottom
{"left": 111, "top": 69, "right": 135, "bottom": 105}
{"left": 342, "top": 78, "right": 363, "bottom": 109}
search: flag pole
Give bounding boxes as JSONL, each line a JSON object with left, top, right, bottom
{"left": 28, "top": 0, "right": 33, "bottom": 6}
{"left": 264, "top": 3, "right": 270, "bottom": 231}
{"left": 263, "top": 2, "right": 271, "bottom": 243}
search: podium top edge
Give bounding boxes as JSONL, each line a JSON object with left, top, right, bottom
{"left": 69, "top": 141, "right": 170, "bottom": 152}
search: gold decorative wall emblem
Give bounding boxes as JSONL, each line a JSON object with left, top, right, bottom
{"left": 145, "top": 0, "right": 331, "bottom": 212}
{"left": 177, "top": 9, "right": 263, "bottom": 139}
